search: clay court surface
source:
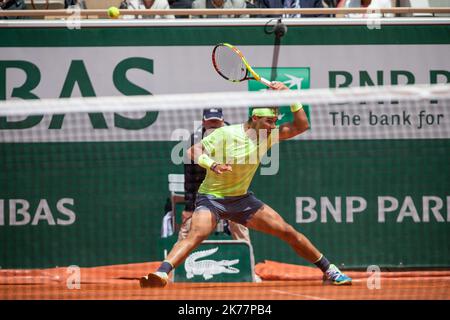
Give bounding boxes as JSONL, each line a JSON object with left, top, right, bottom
{"left": 1, "top": 261, "right": 449, "bottom": 300}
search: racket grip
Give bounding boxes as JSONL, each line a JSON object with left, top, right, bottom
{"left": 259, "top": 77, "right": 273, "bottom": 88}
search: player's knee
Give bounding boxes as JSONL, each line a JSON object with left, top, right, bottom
{"left": 186, "top": 229, "right": 210, "bottom": 243}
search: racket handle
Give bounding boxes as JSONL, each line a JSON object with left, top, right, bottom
{"left": 259, "top": 77, "right": 274, "bottom": 88}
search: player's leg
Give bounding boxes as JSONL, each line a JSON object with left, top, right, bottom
{"left": 177, "top": 191, "right": 197, "bottom": 242}
{"left": 228, "top": 220, "right": 251, "bottom": 243}
{"left": 245, "top": 203, "right": 352, "bottom": 285}
{"left": 227, "top": 221, "right": 263, "bottom": 281}
{"left": 177, "top": 210, "right": 193, "bottom": 242}
{"left": 246, "top": 204, "right": 321, "bottom": 262}
{"left": 166, "top": 209, "right": 218, "bottom": 267}
{"left": 140, "top": 209, "right": 217, "bottom": 288}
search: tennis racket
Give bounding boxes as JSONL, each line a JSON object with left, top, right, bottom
{"left": 212, "top": 43, "right": 273, "bottom": 88}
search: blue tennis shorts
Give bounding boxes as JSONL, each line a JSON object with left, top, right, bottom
{"left": 194, "top": 192, "right": 264, "bottom": 226}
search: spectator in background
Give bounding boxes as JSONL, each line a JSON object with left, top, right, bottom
{"left": 322, "top": 0, "right": 339, "bottom": 17}
{"left": 0, "top": 0, "right": 25, "bottom": 19}
{"left": 322, "top": 0, "right": 337, "bottom": 7}
{"left": 168, "top": 0, "right": 193, "bottom": 18}
{"left": 123, "top": 0, "right": 175, "bottom": 19}
{"left": 191, "top": 0, "right": 248, "bottom": 18}
{"left": 65, "top": 0, "right": 82, "bottom": 8}
{"left": 337, "top": 0, "right": 394, "bottom": 18}
{"left": 337, "top": 0, "right": 367, "bottom": 7}
{"left": 258, "top": 0, "right": 328, "bottom": 18}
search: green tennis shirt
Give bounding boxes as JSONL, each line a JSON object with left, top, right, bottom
{"left": 198, "top": 124, "right": 275, "bottom": 197}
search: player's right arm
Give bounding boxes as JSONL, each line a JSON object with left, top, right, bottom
{"left": 187, "top": 143, "right": 232, "bottom": 174}
{"left": 187, "top": 142, "right": 204, "bottom": 163}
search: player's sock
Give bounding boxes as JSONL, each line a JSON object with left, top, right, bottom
{"left": 314, "top": 254, "right": 331, "bottom": 273}
{"left": 156, "top": 260, "right": 174, "bottom": 274}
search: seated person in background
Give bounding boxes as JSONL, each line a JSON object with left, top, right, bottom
{"left": 123, "top": 0, "right": 175, "bottom": 19}
{"left": 321, "top": 0, "right": 339, "bottom": 17}
{"left": 168, "top": 0, "right": 193, "bottom": 18}
{"left": 337, "top": 0, "right": 394, "bottom": 18}
{"left": 191, "top": 0, "right": 248, "bottom": 18}
{"left": 322, "top": 0, "right": 338, "bottom": 7}
{"left": 65, "top": 0, "right": 85, "bottom": 8}
{"left": 258, "top": 0, "right": 328, "bottom": 18}
{"left": 0, "top": 0, "right": 25, "bottom": 19}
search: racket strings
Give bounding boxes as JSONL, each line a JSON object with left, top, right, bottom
{"left": 215, "top": 46, "right": 247, "bottom": 81}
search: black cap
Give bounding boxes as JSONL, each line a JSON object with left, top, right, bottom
{"left": 203, "top": 108, "right": 223, "bottom": 121}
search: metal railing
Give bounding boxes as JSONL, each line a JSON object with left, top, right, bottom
{"left": 0, "top": 7, "right": 450, "bottom": 18}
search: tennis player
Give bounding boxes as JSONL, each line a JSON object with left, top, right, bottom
{"left": 178, "top": 107, "right": 252, "bottom": 243}
{"left": 140, "top": 81, "right": 352, "bottom": 287}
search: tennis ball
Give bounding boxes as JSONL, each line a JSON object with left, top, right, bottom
{"left": 107, "top": 6, "right": 120, "bottom": 19}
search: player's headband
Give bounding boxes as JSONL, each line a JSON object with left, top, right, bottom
{"left": 252, "top": 108, "right": 278, "bottom": 117}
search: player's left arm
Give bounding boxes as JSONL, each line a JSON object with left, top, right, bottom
{"left": 270, "top": 82, "right": 309, "bottom": 141}
{"left": 278, "top": 106, "right": 309, "bottom": 141}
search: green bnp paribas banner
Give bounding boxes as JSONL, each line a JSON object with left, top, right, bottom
{"left": 0, "top": 21, "right": 449, "bottom": 269}
{"left": 248, "top": 67, "right": 311, "bottom": 125}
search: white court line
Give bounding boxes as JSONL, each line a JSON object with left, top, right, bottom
{"left": 270, "top": 289, "right": 327, "bottom": 300}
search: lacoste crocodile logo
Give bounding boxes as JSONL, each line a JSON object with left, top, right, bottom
{"left": 184, "top": 247, "right": 240, "bottom": 280}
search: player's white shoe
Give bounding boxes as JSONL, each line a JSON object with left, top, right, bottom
{"left": 139, "top": 271, "right": 169, "bottom": 288}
